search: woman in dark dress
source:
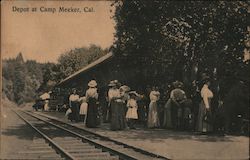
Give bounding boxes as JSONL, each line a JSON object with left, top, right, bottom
{"left": 85, "top": 80, "right": 99, "bottom": 128}
{"left": 110, "top": 81, "right": 126, "bottom": 131}
{"left": 137, "top": 91, "right": 147, "bottom": 127}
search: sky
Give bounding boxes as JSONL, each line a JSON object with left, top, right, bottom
{"left": 1, "top": 0, "right": 116, "bottom": 63}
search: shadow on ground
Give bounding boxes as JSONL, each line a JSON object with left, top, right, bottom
{"left": 41, "top": 111, "right": 239, "bottom": 143}
{"left": 1, "top": 124, "right": 38, "bottom": 141}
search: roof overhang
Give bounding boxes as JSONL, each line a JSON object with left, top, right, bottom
{"left": 57, "top": 52, "right": 113, "bottom": 86}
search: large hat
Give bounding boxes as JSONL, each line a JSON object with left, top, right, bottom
{"left": 128, "top": 91, "right": 140, "bottom": 97}
{"left": 116, "top": 82, "right": 122, "bottom": 88}
{"left": 152, "top": 90, "right": 160, "bottom": 96}
{"left": 108, "top": 80, "right": 116, "bottom": 87}
{"left": 108, "top": 80, "right": 120, "bottom": 87}
{"left": 201, "top": 75, "right": 211, "bottom": 84}
{"left": 173, "top": 81, "right": 184, "bottom": 88}
{"left": 88, "top": 80, "right": 97, "bottom": 87}
{"left": 120, "top": 85, "right": 130, "bottom": 92}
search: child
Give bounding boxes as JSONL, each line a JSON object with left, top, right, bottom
{"left": 126, "top": 91, "right": 139, "bottom": 129}
{"left": 79, "top": 96, "right": 88, "bottom": 123}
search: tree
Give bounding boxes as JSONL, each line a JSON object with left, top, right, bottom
{"left": 2, "top": 53, "right": 45, "bottom": 104}
{"left": 58, "top": 44, "right": 108, "bottom": 78}
{"left": 112, "top": 1, "right": 249, "bottom": 95}
{"left": 37, "top": 62, "right": 60, "bottom": 93}
{"left": 13, "top": 54, "right": 26, "bottom": 104}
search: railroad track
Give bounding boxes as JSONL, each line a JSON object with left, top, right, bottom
{"left": 12, "top": 109, "right": 170, "bottom": 160}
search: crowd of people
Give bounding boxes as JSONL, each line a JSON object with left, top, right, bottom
{"left": 34, "top": 75, "right": 249, "bottom": 135}
{"left": 59, "top": 77, "right": 226, "bottom": 134}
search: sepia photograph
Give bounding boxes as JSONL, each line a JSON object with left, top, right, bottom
{"left": 1, "top": 0, "right": 249, "bottom": 160}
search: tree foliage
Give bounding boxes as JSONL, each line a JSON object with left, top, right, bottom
{"left": 58, "top": 44, "right": 109, "bottom": 78}
{"left": 2, "top": 53, "right": 44, "bottom": 104}
{"left": 3, "top": 45, "right": 109, "bottom": 104}
{"left": 112, "top": 1, "right": 249, "bottom": 95}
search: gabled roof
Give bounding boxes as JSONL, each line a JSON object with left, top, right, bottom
{"left": 58, "top": 52, "right": 113, "bottom": 86}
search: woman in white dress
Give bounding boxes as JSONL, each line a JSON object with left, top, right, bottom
{"left": 147, "top": 87, "right": 160, "bottom": 128}
{"left": 197, "top": 78, "right": 214, "bottom": 133}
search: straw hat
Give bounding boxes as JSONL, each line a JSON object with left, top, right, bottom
{"left": 173, "top": 81, "right": 184, "bottom": 89}
{"left": 128, "top": 91, "right": 140, "bottom": 97}
{"left": 108, "top": 80, "right": 116, "bottom": 87}
{"left": 88, "top": 80, "right": 97, "bottom": 87}
{"left": 116, "top": 82, "right": 122, "bottom": 88}
{"left": 108, "top": 80, "right": 121, "bottom": 87}
{"left": 120, "top": 85, "right": 130, "bottom": 92}
{"left": 152, "top": 91, "right": 160, "bottom": 96}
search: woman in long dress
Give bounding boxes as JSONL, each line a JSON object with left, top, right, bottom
{"left": 69, "top": 88, "right": 80, "bottom": 122}
{"left": 163, "top": 99, "right": 172, "bottom": 129}
{"left": 110, "top": 81, "right": 126, "bottom": 131}
{"left": 147, "top": 87, "right": 160, "bottom": 128}
{"left": 196, "top": 78, "right": 214, "bottom": 133}
{"left": 85, "top": 80, "right": 99, "bottom": 128}
{"left": 120, "top": 85, "right": 130, "bottom": 128}
{"left": 163, "top": 81, "right": 186, "bottom": 129}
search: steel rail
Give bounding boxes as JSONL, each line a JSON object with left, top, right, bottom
{"left": 22, "top": 110, "right": 142, "bottom": 160}
{"left": 31, "top": 111, "right": 171, "bottom": 160}
{"left": 12, "top": 109, "right": 75, "bottom": 160}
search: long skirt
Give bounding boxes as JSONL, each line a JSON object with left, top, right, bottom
{"left": 126, "top": 107, "right": 138, "bottom": 119}
{"left": 163, "top": 99, "right": 172, "bottom": 128}
{"left": 137, "top": 101, "right": 147, "bottom": 124}
{"left": 196, "top": 100, "right": 213, "bottom": 132}
{"left": 80, "top": 102, "right": 88, "bottom": 115}
{"left": 122, "top": 102, "right": 128, "bottom": 128}
{"left": 70, "top": 101, "right": 80, "bottom": 122}
{"left": 103, "top": 101, "right": 110, "bottom": 122}
{"left": 86, "top": 98, "right": 98, "bottom": 128}
{"left": 110, "top": 100, "right": 126, "bottom": 130}
{"left": 147, "top": 101, "right": 160, "bottom": 128}
{"left": 44, "top": 100, "right": 49, "bottom": 111}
